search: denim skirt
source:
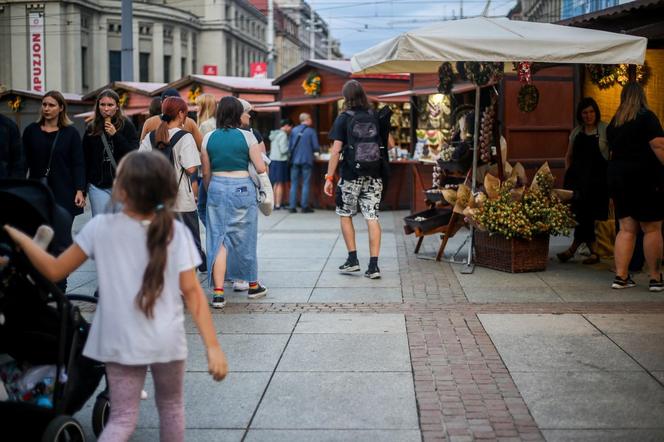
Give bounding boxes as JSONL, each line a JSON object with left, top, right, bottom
{"left": 206, "top": 176, "right": 258, "bottom": 283}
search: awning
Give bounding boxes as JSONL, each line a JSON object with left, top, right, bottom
{"left": 254, "top": 106, "right": 280, "bottom": 113}
{"left": 255, "top": 96, "right": 341, "bottom": 108}
{"left": 351, "top": 16, "right": 647, "bottom": 74}
{"left": 376, "top": 81, "right": 484, "bottom": 102}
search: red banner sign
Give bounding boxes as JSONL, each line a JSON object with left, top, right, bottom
{"left": 203, "top": 65, "right": 218, "bottom": 76}
{"left": 29, "top": 11, "right": 45, "bottom": 92}
{"left": 250, "top": 62, "right": 267, "bottom": 79}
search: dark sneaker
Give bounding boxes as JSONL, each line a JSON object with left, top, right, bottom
{"left": 612, "top": 275, "right": 635, "bottom": 289}
{"left": 288, "top": 208, "right": 297, "bottom": 214}
{"left": 211, "top": 294, "right": 226, "bottom": 309}
{"left": 248, "top": 284, "right": 268, "bottom": 299}
{"left": 302, "top": 207, "right": 314, "bottom": 213}
{"left": 364, "top": 266, "right": 381, "bottom": 279}
{"left": 339, "top": 258, "right": 360, "bottom": 273}
{"left": 649, "top": 274, "right": 664, "bottom": 292}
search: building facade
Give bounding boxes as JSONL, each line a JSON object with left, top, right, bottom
{"left": 0, "top": 0, "right": 269, "bottom": 93}
{"left": 510, "top": 0, "right": 635, "bottom": 22}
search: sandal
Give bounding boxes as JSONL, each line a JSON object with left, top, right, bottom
{"left": 582, "top": 253, "right": 600, "bottom": 265}
{"left": 557, "top": 249, "right": 575, "bottom": 263}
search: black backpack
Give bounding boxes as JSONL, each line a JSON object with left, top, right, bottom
{"left": 344, "top": 110, "right": 383, "bottom": 176}
{"left": 149, "top": 129, "right": 190, "bottom": 186}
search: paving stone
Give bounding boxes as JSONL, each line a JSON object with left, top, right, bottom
{"left": 278, "top": 334, "right": 410, "bottom": 372}
{"left": 225, "top": 287, "right": 312, "bottom": 303}
{"left": 463, "top": 286, "right": 562, "bottom": 303}
{"left": 252, "top": 372, "right": 419, "bottom": 429}
{"left": 554, "top": 287, "right": 661, "bottom": 302}
{"left": 256, "top": 271, "right": 321, "bottom": 288}
{"left": 138, "top": 372, "right": 270, "bottom": 429}
{"left": 308, "top": 287, "right": 402, "bottom": 303}
{"left": 478, "top": 314, "right": 599, "bottom": 336}
{"left": 316, "top": 271, "right": 401, "bottom": 288}
{"left": 486, "top": 334, "right": 640, "bottom": 372}
{"left": 605, "top": 333, "right": 664, "bottom": 371}
{"left": 653, "top": 371, "right": 664, "bottom": 383}
{"left": 511, "top": 371, "right": 664, "bottom": 429}
{"left": 295, "top": 313, "right": 406, "bottom": 334}
{"left": 65, "top": 271, "right": 97, "bottom": 290}
{"left": 541, "top": 429, "right": 664, "bottom": 442}
{"left": 257, "top": 247, "right": 332, "bottom": 258}
{"left": 259, "top": 258, "right": 328, "bottom": 272}
{"left": 322, "top": 257, "right": 400, "bottom": 273}
{"left": 132, "top": 429, "right": 245, "bottom": 441}
{"left": 245, "top": 429, "right": 421, "bottom": 441}
{"left": 185, "top": 313, "right": 299, "bottom": 334}
{"left": 187, "top": 334, "right": 289, "bottom": 372}
{"left": 452, "top": 265, "right": 548, "bottom": 288}
{"left": 585, "top": 314, "right": 664, "bottom": 334}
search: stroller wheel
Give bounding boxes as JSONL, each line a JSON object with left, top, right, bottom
{"left": 92, "top": 395, "right": 111, "bottom": 437}
{"left": 41, "top": 415, "right": 85, "bottom": 442}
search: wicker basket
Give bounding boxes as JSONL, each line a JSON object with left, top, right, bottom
{"left": 473, "top": 230, "right": 550, "bottom": 273}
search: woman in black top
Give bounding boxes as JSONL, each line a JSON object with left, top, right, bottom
{"left": 82, "top": 89, "right": 139, "bottom": 216}
{"left": 23, "top": 90, "right": 85, "bottom": 217}
{"left": 607, "top": 83, "right": 664, "bottom": 291}
{"left": 558, "top": 97, "right": 609, "bottom": 265}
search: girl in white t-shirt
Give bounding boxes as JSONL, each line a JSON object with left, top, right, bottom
{"left": 4, "top": 150, "right": 227, "bottom": 442}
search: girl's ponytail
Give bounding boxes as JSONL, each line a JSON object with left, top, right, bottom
{"left": 113, "top": 151, "right": 179, "bottom": 319}
{"left": 136, "top": 206, "right": 174, "bottom": 318}
{"left": 155, "top": 96, "right": 188, "bottom": 148}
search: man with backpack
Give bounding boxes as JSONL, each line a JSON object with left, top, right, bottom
{"left": 324, "top": 80, "right": 391, "bottom": 279}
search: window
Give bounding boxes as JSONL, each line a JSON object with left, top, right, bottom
{"left": 181, "top": 57, "right": 187, "bottom": 76}
{"left": 139, "top": 52, "right": 150, "bottom": 82}
{"left": 81, "top": 46, "right": 89, "bottom": 89}
{"left": 109, "top": 50, "right": 121, "bottom": 82}
{"left": 164, "top": 55, "right": 171, "bottom": 82}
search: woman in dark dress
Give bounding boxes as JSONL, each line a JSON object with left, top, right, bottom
{"left": 82, "top": 89, "right": 139, "bottom": 216}
{"left": 607, "top": 83, "right": 664, "bottom": 291}
{"left": 23, "top": 90, "right": 85, "bottom": 291}
{"left": 558, "top": 97, "right": 609, "bottom": 265}
{"left": 23, "top": 90, "right": 86, "bottom": 217}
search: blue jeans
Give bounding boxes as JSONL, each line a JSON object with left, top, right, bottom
{"left": 289, "top": 163, "right": 312, "bottom": 209}
{"left": 88, "top": 184, "right": 113, "bottom": 217}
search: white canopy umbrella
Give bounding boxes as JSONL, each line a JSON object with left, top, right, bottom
{"left": 351, "top": 17, "right": 647, "bottom": 74}
{"left": 350, "top": 17, "right": 647, "bottom": 271}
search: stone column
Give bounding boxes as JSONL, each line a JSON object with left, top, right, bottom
{"left": 132, "top": 20, "right": 139, "bottom": 81}
{"left": 172, "top": 26, "right": 182, "bottom": 80}
{"left": 65, "top": 4, "right": 82, "bottom": 92}
{"left": 44, "top": 2, "right": 63, "bottom": 90}
{"left": 94, "top": 15, "right": 109, "bottom": 87}
{"left": 152, "top": 22, "right": 164, "bottom": 82}
{"left": 8, "top": 3, "right": 29, "bottom": 89}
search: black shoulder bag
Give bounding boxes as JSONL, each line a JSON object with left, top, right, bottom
{"left": 100, "top": 132, "right": 118, "bottom": 172}
{"left": 38, "top": 130, "right": 61, "bottom": 186}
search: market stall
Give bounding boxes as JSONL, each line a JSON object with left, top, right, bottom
{"left": 75, "top": 81, "right": 166, "bottom": 129}
{"left": 256, "top": 59, "right": 411, "bottom": 209}
{"left": 154, "top": 75, "right": 279, "bottom": 142}
{"left": 351, "top": 16, "right": 647, "bottom": 271}
{"left": 1, "top": 89, "right": 92, "bottom": 135}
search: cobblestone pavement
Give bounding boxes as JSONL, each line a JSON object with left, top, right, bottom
{"left": 68, "top": 209, "right": 664, "bottom": 441}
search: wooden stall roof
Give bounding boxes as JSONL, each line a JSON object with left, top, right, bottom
{"left": 1, "top": 88, "right": 90, "bottom": 105}
{"left": 82, "top": 82, "right": 166, "bottom": 101}
{"left": 376, "top": 81, "right": 480, "bottom": 102}
{"left": 558, "top": 0, "right": 664, "bottom": 45}
{"left": 272, "top": 59, "right": 410, "bottom": 106}
{"left": 155, "top": 75, "right": 279, "bottom": 96}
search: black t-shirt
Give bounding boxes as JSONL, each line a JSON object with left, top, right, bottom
{"left": 329, "top": 107, "right": 385, "bottom": 181}
{"left": 607, "top": 109, "right": 664, "bottom": 191}
{"left": 607, "top": 109, "right": 664, "bottom": 163}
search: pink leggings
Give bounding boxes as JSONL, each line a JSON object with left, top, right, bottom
{"left": 99, "top": 360, "right": 185, "bottom": 442}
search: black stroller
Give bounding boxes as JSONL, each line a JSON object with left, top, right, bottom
{"left": 0, "top": 179, "right": 110, "bottom": 441}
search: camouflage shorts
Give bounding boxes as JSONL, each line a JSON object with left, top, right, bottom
{"left": 335, "top": 176, "right": 383, "bottom": 220}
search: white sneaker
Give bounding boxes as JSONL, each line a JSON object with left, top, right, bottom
{"left": 233, "top": 280, "right": 249, "bottom": 291}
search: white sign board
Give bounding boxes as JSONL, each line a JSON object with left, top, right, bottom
{"left": 29, "top": 11, "right": 45, "bottom": 92}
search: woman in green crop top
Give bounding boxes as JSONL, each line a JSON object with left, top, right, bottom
{"left": 200, "top": 97, "right": 267, "bottom": 308}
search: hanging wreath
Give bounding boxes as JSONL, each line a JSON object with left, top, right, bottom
{"left": 302, "top": 71, "right": 321, "bottom": 96}
{"left": 437, "top": 62, "right": 454, "bottom": 94}
{"left": 518, "top": 84, "right": 539, "bottom": 113}
{"left": 460, "top": 62, "right": 504, "bottom": 86}
{"left": 118, "top": 91, "right": 130, "bottom": 109}
{"left": 586, "top": 64, "right": 618, "bottom": 89}
{"left": 6, "top": 95, "right": 24, "bottom": 113}
{"left": 187, "top": 84, "right": 202, "bottom": 105}
{"left": 615, "top": 62, "right": 650, "bottom": 86}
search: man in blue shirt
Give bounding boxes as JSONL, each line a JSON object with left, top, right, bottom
{"left": 288, "top": 112, "right": 319, "bottom": 213}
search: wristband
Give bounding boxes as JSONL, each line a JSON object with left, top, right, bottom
{"left": 325, "top": 174, "right": 334, "bottom": 182}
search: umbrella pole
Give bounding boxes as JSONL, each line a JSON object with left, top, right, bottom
{"left": 461, "top": 85, "right": 481, "bottom": 274}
